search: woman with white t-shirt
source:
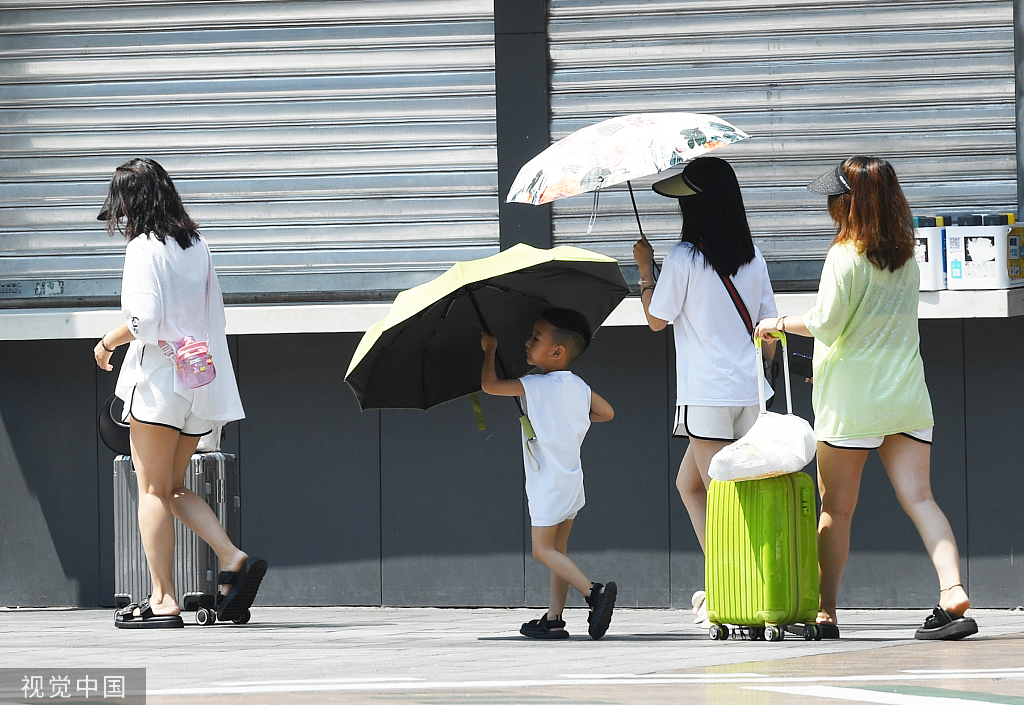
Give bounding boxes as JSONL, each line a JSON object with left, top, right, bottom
{"left": 632, "top": 157, "right": 777, "bottom": 626}
{"left": 94, "top": 158, "right": 266, "bottom": 629}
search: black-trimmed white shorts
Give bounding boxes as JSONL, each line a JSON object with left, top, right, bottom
{"left": 122, "top": 344, "right": 214, "bottom": 437}
{"left": 672, "top": 404, "right": 759, "bottom": 443}
{"left": 823, "top": 427, "right": 933, "bottom": 450}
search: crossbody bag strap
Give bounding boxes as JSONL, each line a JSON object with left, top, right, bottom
{"left": 697, "top": 242, "right": 753, "bottom": 335}
{"left": 716, "top": 269, "right": 753, "bottom": 336}
{"left": 715, "top": 268, "right": 779, "bottom": 408}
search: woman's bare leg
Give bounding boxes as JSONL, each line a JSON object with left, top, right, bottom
{"left": 676, "top": 439, "right": 729, "bottom": 553}
{"left": 815, "top": 442, "right": 869, "bottom": 625}
{"left": 129, "top": 420, "right": 187, "bottom": 616}
{"left": 167, "top": 439, "right": 247, "bottom": 593}
{"left": 877, "top": 434, "right": 969, "bottom": 617}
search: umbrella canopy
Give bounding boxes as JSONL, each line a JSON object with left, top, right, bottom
{"left": 345, "top": 244, "right": 630, "bottom": 411}
{"left": 506, "top": 112, "right": 749, "bottom": 206}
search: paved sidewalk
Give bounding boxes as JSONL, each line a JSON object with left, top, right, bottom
{"left": 2, "top": 607, "right": 1024, "bottom": 704}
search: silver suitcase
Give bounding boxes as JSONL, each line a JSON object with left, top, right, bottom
{"left": 113, "top": 452, "right": 240, "bottom": 619}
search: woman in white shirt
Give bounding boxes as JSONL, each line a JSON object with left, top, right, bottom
{"left": 94, "top": 158, "right": 265, "bottom": 629}
{"left": 633, "top": 157, "right": 777, "bottom": 626}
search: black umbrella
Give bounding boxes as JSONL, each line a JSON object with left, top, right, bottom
{"left": 345, "top": 244, "right": 630, "bottom": 411}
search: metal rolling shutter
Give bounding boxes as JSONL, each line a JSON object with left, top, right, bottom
{"left": 547, "top": 0, "right": 1015, "bottom": 287}
{"left": 0, "top": 0, "right": 496, "bottom": 307}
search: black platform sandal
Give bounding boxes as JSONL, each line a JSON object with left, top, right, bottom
{"left": 520, "top": 614, "right": 569, "bottom": 639}
{"left": 585, "top": 581, "right": 617, "bottom": 640}
{"left": 217, "top": 557, "right": 268, "bottom": 624}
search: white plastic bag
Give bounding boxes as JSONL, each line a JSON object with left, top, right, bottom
{"left": 708, "top": 332, "right": 817, "bottom": 481}
{"left": 708, "top": 410, "right": 816, "bottom": 481}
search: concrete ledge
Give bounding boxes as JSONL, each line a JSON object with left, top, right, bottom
{"left": 3, "top": 288, "right": 1023, "bottom": 340}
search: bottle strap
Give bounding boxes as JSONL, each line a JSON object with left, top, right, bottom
{"left": 202, "top": 240, "right": 213, "bottom": 345}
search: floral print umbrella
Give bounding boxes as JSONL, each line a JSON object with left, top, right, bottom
{"left": 506, "top": 112, "right": 749, "bottom": 206}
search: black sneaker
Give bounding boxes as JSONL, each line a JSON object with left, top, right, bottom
{"left": 520, "top": 613, "right": 569, "bottom": 639}
{"left": 585, "top": 581, "right": 617, "bottom": 640}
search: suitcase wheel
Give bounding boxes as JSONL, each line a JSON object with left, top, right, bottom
{"left": 764, "top": 625, "right": 784, "bottom": 641}
{"left": 195, "top": 608, "right": 217, "bottom": 626}
{"left": 708, "top": 624, "right": 729, "bottom": 641}
{"left": 803, "top": 624, "right": 821, "bottom": 641}
{"left": 231, "top": 608, "right": 251, "bottom": 625}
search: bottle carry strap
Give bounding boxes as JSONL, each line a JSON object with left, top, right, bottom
{"left": 158, "top": 243, "right": 215, "bottom": 357}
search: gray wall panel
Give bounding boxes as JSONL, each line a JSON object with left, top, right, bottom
{"left": 235, "top": 333, "right": 382, "bottom": 606}
{"left": 380, "top": 396, "right": 525, "bottom": 607}
{"left": 0, "top": 339, "right": 99, "bottom": 606}
{"left": 964, "top": 317, "right": 1024, "bottom": 606}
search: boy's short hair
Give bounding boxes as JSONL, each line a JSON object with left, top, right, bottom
{"left": 540, "top": 307, "right": 592, "bottom": 362}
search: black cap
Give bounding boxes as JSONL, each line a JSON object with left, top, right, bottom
{"left": 96, "top": 192, "right": 112, "bottom": 221}
{"left": 652, "top": 170, "right": 700, "bottom": 197}
{"left": 807, "top": 164, "right": 851, "bottom": 195}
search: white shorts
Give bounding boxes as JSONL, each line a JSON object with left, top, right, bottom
{"left": 122, "top": 344, "right": 213, "bottom": 437}
{"left": 823, "top": 427, "right": 933, "bottom": 450}
{"left": 673, "top": 404, "right": 759, "bottom": 442}
{"left": 531, "top": 511, "right": 577, "bottom": 528}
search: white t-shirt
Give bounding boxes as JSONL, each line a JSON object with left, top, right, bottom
{"left": 648, "top": 242, "right": 778, "bottom": 407}
{"left": 519, "top": 371, "right": 591, "bottom": 527}
{"left": 114, "top": 233, "right": 245, "bottom": 423}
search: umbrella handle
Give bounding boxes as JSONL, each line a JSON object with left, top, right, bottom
{"left": 468, "top": 289, "right": 526, "bottom": 417}
{"left": 627, "top": 181, "right": 661, "bottom": 276}
{"left": 627, "top": 180, "right": 645, "bottom": 241}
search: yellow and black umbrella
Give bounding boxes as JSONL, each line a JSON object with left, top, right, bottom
{"left": 345, "top": 243, "right": 629, "bottom": 411}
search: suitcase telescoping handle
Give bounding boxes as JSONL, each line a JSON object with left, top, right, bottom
{"left": 755, "top": 331, "right": 793, "bottom": 415}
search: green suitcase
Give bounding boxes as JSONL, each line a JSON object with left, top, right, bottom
{"left": 705, "top": 472, "right": 820, "bottom": 641}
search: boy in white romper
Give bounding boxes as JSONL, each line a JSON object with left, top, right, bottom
{"left": 481, "top": 307, "right": 617, "bottom": 640}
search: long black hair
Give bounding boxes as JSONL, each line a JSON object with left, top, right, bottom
{"left": 677, "top": 157, "right": 755, "bottom": 277}
{"left": 101, "top": 158, "right": 200, "bottom": 249}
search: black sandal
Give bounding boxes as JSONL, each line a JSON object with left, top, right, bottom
{"left": 585, "top": 581, "right": 617, "bottom": 640}
{"left": 915, "top": 605, "right": 978, "bottom": 641}
{"left": 520, "top": 614, "right": 569, "bottom": 640}
{"left": 217, "top": 557, "right": 268, "bottom": 623}
{"left": 114, "top": 598, "right": 184, "bottom": 629}
{"left": 816, "top": 622, "right": 840, "bottom": 639}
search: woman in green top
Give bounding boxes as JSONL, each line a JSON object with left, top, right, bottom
{"left": 755, "top": 156, "right": 976, "bottom": 641}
